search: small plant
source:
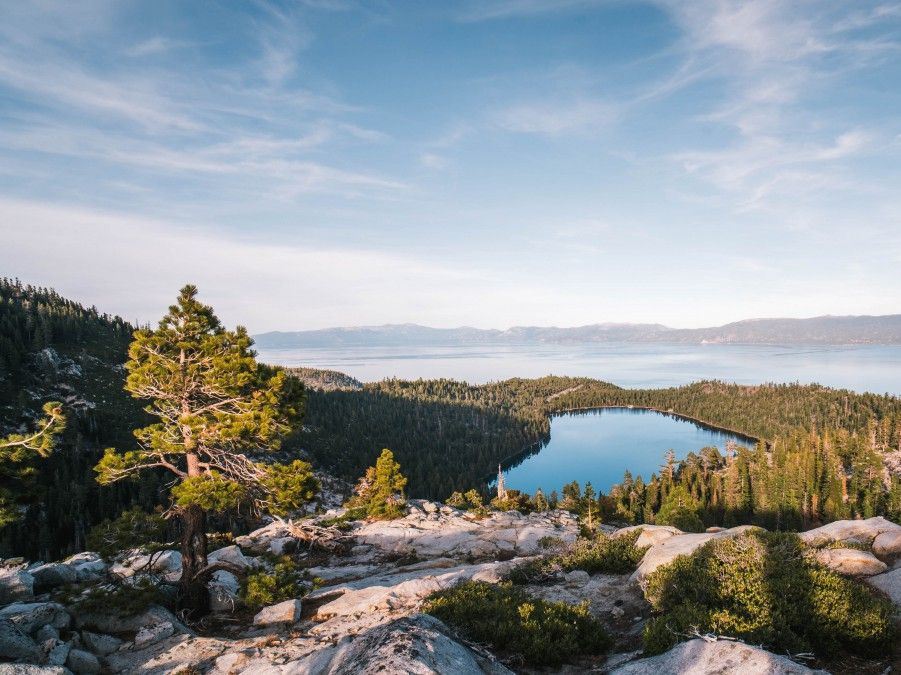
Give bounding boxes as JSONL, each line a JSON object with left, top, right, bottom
{"left": 643, "top": 530, "right": 895, "bottom": 658}
{"left": 447, "top": 489, "right": 490, "bottom": 518}
{"left": 240, "top": 555, "right": 305, "bottom": 610}
{"left": 424, "top": 581, "right": 611, "bottom": 667}
{"left": 537, "top": 535, "right": 565, "bottom": 550}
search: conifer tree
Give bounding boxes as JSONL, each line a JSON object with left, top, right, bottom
{"left": 94, "top": 285, "right": 316, "bottom": 613}
{"left": 0, "top": 401, "right": 65, "bottom": 526}
{"left": 347, "top": 448, "right": 408, "bottom": 519}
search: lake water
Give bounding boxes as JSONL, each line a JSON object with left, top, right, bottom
{"left": 496, "top": 407, "right": 755, "bottom": 495}
{"left": 257, "top": 342, "right": 901, "bottom": 395}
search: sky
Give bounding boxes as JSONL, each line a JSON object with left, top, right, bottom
{"left": 1, "top": 1, "right": 900, "bottom": 332}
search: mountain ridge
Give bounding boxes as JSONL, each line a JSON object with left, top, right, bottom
{"left": 255, "top": 314, "right": 901, "bottom": 347}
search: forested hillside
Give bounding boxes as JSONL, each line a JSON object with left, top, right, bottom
{"left": 4, "top": 280, "right": 901, "bottom": 559}
{"left": 296, "top": 376, "right": 901, "bottom": 531}
{"left": 0, "top": 279, "right": 158, "bottom": 560}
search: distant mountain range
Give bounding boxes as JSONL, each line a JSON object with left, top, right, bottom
{"left": 254, "top": 314, "right": 901, "bottom": 348}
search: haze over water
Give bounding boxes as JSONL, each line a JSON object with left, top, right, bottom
{"left": 258, "top": 343, "right": 901, "bottom": 396}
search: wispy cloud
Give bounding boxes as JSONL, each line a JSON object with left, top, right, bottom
{"left": 458, "top": 0, "right": 607, "bottom": 22}
{"left": 494, "top": 98, "right": 617, "bottom": 136}
{"left": 125, "top": 36, "right": 191, "bottom": 58}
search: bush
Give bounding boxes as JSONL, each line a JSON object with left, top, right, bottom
{"left": 86, "top": 507, "right": 168, "bottom": 557}
{"left": 424, "top": 581, "right": 611, "bottom": 667}
{"left": 560, "top": 530, "right": 649, "bottom": 574}
{"left": 240, "top": 555, "right": 305, "bottom": 610}
{"left": 643, "top": 531, "right": 895, "bottom": 658}
{"left": 510, "top": 531, "right": 648, "bottom": 584}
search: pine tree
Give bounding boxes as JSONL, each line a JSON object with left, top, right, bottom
{"left": 94, "top": 286, "right": 315, "bottom": 613}
{"left": 347, "top": 448, "right": 408, "bottom": 520}
{"left": 0, "top": 401, "right": 65, "bottom": 527}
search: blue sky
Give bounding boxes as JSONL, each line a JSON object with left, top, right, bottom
{"left": 1, "top": 1, "right": 900, "bottom": 332}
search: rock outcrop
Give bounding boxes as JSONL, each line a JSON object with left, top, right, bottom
{"left": 609, "top": 638, "right": 828, "bottom": 674}
{"left": 355, "top": 502, "right": 579, "bottom": 559}
{"left": 2, "top": 507, "right": 900, "bottom": 674}
{"left": 799, "top": 516, "right": 901, "bottom": 553}
{"left": 813, "top": 547, "right": 888, "bottom": 576}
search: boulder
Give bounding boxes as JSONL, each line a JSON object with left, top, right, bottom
{"left": 613, "top": 525, "right": 682, "bottom": 549}
{"left": 234, "top": 521, "right": 293, "bottom": 554}
{"left": 208, "top": 571, "right": 240, "bottom": 613}
{"left": 66, "top": 648, "right": 101, "bottom": 674}
{"left": 0, "top": 666, "right": 71, "bottom": 675}
{"left": 815, "top": 548, "right": 888, "bottom": 577}
{"left": 610, "top": 638, "right": 827, "bottom": 674}
{"left": 873, "top": 529, "right": 901, "bottom": 557}
{"left": 0, "top": 619, "right": 40, "bottom": 661}
{"left": 207, "top": 545, "right": 251, "bottom": 571}
{"left": 799, "top": 517, "right": 901, "bottom": 548}
{"left": 253, "top": 599, "right": 302, "bottom": 626}
{"left": 0, "top": 570, "right": 34, "bottom": 605}
{"left": 134, "top": 621, "right": 175, "bottom": 648}
{"left": 30, "top": 563, "right": 77, "bottom": 591}
{"left": 866, "top": 568, "right": 901, "bottom": 608}
{"left": 45, "top": 639, "right": 70, "bottom": 666}
{"left": 109, "top": 549, "right": 181, "bottom": 582}
{"left": 63, "top": 553, "right": 106, "bottom": 581}
{"left": 301, "top": 613, "right": 513, "bottom": 674}
{"left": 34, "top": 624, "right": 59, "bottom": 642}
{"left": 80, "top": 630, "right": 123, "bottom": 656}
{"left": 0, "top": 602, "right": 70, "bottom": 634}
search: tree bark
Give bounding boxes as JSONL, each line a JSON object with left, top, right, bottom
{"left": 178, "top": 503, "right": 209, "bottom": 616}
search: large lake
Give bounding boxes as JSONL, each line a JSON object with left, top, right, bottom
{"left": 496, "top": 407, "right": 756, "bottom": 495}
{"left": 257, "top": 342, "right": 901, "bottom": 395}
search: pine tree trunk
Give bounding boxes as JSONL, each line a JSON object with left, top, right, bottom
{"left": 178, "top": 504, "right": 209, "bottom": 615}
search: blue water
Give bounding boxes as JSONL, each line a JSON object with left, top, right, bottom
{"left": 495, "top": 407, "right": 754, "bottom": 495}
{"left": 257, "top": 342, "right": 901, "bottom": 395}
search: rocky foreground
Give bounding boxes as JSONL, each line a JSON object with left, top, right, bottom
{"left": 1, "top": 503, "right": 900, "bottom": 674}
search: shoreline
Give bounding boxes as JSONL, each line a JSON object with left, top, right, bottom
{"left": 551, "top": 405, "right": 761, "bottom": 445}
{"left": 489, "top": 405, "right": 761, "bottom": 487}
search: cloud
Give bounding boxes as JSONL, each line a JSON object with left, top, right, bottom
{"left": 458, "top": 0, "right": 606, "bottom": 22}
{"left": 0, "top": 198, "right": 504, "bottom": 332}
{"left": 125, "top": 37, "right": 189, "bottom": 57}
{"left": 420, "top": 153, "right": 449, "bottom": 170}
{"left": 494, "top": 99, "right": 616, "bottom": 136}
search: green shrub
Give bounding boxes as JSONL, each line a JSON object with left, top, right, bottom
{"left": 560, "top": 530, "right": 649, "bottom": 574}
{"left": 510, "top": 531, "right": 648, "bottom": 584}
{"left": 643, "top": 531, "right": 895, "bottom": 658}
{"left": 86, "top": 507, "right": 168, "bottom": 557}
{"left": 240, "top": 556, "right": 304, "bottom": 610}
{"left": 424, "top": 581, "right": 611, "bottom": 667}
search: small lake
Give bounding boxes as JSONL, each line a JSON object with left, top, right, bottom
{"left": 494, "top": 407, "right": 756, "bottom": 496}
